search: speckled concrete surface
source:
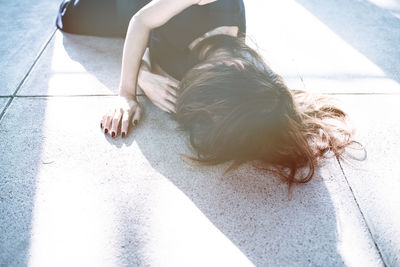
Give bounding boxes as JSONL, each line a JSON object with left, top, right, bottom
{"left": 0, "top": 0, "right": 59, "bottom": 96}
{"left": 0, "top": 96, "right": 383, "bottom": 267}
{"left": 0, "top": 98, "right": 10, "bottom": 114}
{"left": 335, "top": 95, "right": 400, "bottom": 266}
{"left": 1, "top": 0, "right": 399, "bottom": 266}
{"left": 17, "top": 31, "right": 123, "bottom": 96}
{"left": 290, "top": 0, "right": 400, "bottom": 264}
{"left": 295, "top": 0, "right": 400, "bottom": 84}
{"left": 275, "top": 0, "right": 400, "bottom": 94}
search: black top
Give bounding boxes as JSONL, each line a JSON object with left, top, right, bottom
{"left": 149, "top": 0, "right": 246, "bottom": 80}
{"left": 56, "top": 0, "right": 246, "bottom": 80}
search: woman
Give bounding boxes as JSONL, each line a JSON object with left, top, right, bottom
{"left": 58, "top": 0, "right": 356, "bottom": 185}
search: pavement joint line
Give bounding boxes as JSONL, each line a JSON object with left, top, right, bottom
{"left": 299, "top": 75, "right": 306, "bottom": 89}
{"left": 0, "top": 28, "right": 57, "bottom": 123}
{"left": 335, "top": 156, "right": 387, "bottom": 267}
{"left": 0, "top": 98, "right": 14, "bottom": 123}
{"left": 289, "top": 57, "right": 307, "bottom": 91}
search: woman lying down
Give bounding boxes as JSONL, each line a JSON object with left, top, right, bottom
{"left": 57, "top": 0, "right": 359, "bottom": 186}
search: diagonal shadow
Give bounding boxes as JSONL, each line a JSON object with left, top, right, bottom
{"left": 116, "top": 98, "right": 348, "bottom": 266}
{"left": 58, "top": 32, "right": 360, "bottom": 265}
{"left": 0, "top": 97, "right": 47, "bottom": 266}
{"left": 0, "top": 0, "right": 59, "bottom": 264}
{"left": 295, "top": 0, "right": 400, "bottom": 84}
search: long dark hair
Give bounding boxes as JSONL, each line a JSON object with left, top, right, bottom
{"left": 174, "top": 35, "right": 356, "bottom": 186}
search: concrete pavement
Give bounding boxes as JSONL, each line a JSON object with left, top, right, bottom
{"left": 1, "top": 0, "right": 399, "bottom": 266}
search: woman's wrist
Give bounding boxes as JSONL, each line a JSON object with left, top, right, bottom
{"left": 138, "top": 64, "right": 152, "bottom": 90}
{"left": 119, "top": 86, "right": 137, "bottom": 100}
{"left": 119, "top": 61, "right": 152, "bottom": 98}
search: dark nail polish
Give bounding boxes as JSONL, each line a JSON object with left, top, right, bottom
{"left": 122, "top": 132, "right": 126, "bottom": 138}
{"left": 133, "top": 120, "right": 138, "bottom": 126}
{"left": 105, "top": 129, "right": 108, "bottom": 134}
{"left": 100, "top": 123, "right": 103, "bottom": 128}
{"left": 112, "top": 132, "right": 115, "bottom": 138}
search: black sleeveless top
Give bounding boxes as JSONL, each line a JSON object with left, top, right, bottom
{"left": 56, "top": 0, "right": 245, "bottom": 80}
{"left": 149, "top": 0, "right": 246, "bottom": 80}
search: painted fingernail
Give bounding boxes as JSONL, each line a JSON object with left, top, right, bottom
{"left": 122, "top": 132, "right": 126, "bottom": 138}
{"left": 133, "top": 120, "right": 138, "bottom": 126}
{"left": 100, "top": 123, "right": 103, "bottom": 128}
{"left": 112, "top": 132, "right": 115, "bottom": 138}
{"left": 105, "top": 129, "right": 108, "bottom": 134}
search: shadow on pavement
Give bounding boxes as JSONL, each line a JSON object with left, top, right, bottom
{"left": 0, "top": 98, "right": 47, "bottom": 266}
{"left": 124, "top": 98, "right": 346, "bottom": 266}
{"left": 58, "top": 30, "right": 347, "bottom": 265}
{"left": 295, "top": 0, "right": 400, "bottom": 84}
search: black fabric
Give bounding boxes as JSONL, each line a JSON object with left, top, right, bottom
{"left": 149, "top": 0, "right": 246, "bottom": 80}
{"left": 56, "top": 0, "right": 150, "bottom": 37}
{"left": 56, "top": 0, "right": 246, "bottom": 79}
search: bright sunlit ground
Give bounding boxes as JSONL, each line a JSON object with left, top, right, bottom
{"left": 1, "top": 0, "right": 399, "bottom": 266}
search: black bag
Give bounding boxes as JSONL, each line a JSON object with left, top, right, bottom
{"left": 56, "top": 0, "right": 151, "bottom": 37}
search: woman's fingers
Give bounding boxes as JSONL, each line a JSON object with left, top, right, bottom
{"left": 100, "top": 96, "right": 143, "bottom": 138}
{"left": 120, "top": 111, "right": 130, "bottom": 138}
{"left": 155, "top": 103, "right": 171, "bottom": 113}
{"left": 110, "top": 108, "right": 123, "bottom": 137}
{"left": 165, "top": 93, "right": 177, "bottom": 104}
{"left": 103, "top": 109, "right": 115, "bottom": 134}
{"left": 131, "top": 105, "right": 142, "bottom": 127}
{"left": 100, "top": 114, "right": 107, "bottom": 129}
{"left": 166, "top": 77, "right": 179, "bottom": 88}
{"left": 166, "top": 86, "right": 177, "bottom": 97}
{"left": 160, "top": 100, "right": 176, "bottom": 113}
{"left": 154, "top": 91, "right": 176, "bottom": 113}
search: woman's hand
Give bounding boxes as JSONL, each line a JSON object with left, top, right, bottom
{"left": 100, "top": 94, "right": 142, "bottom": 138}
{"left": 138, "top": 70, "right": 179, "bottom": 113}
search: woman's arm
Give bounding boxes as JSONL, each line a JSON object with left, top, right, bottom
{"left": 101, "top": 0, "right": 206, "bottom": 138}
{"left": 119, "top": 0, "right": 202, "bottom": 97}
{"left": 137, "top": 55, "right": 180, "bottom": 113}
